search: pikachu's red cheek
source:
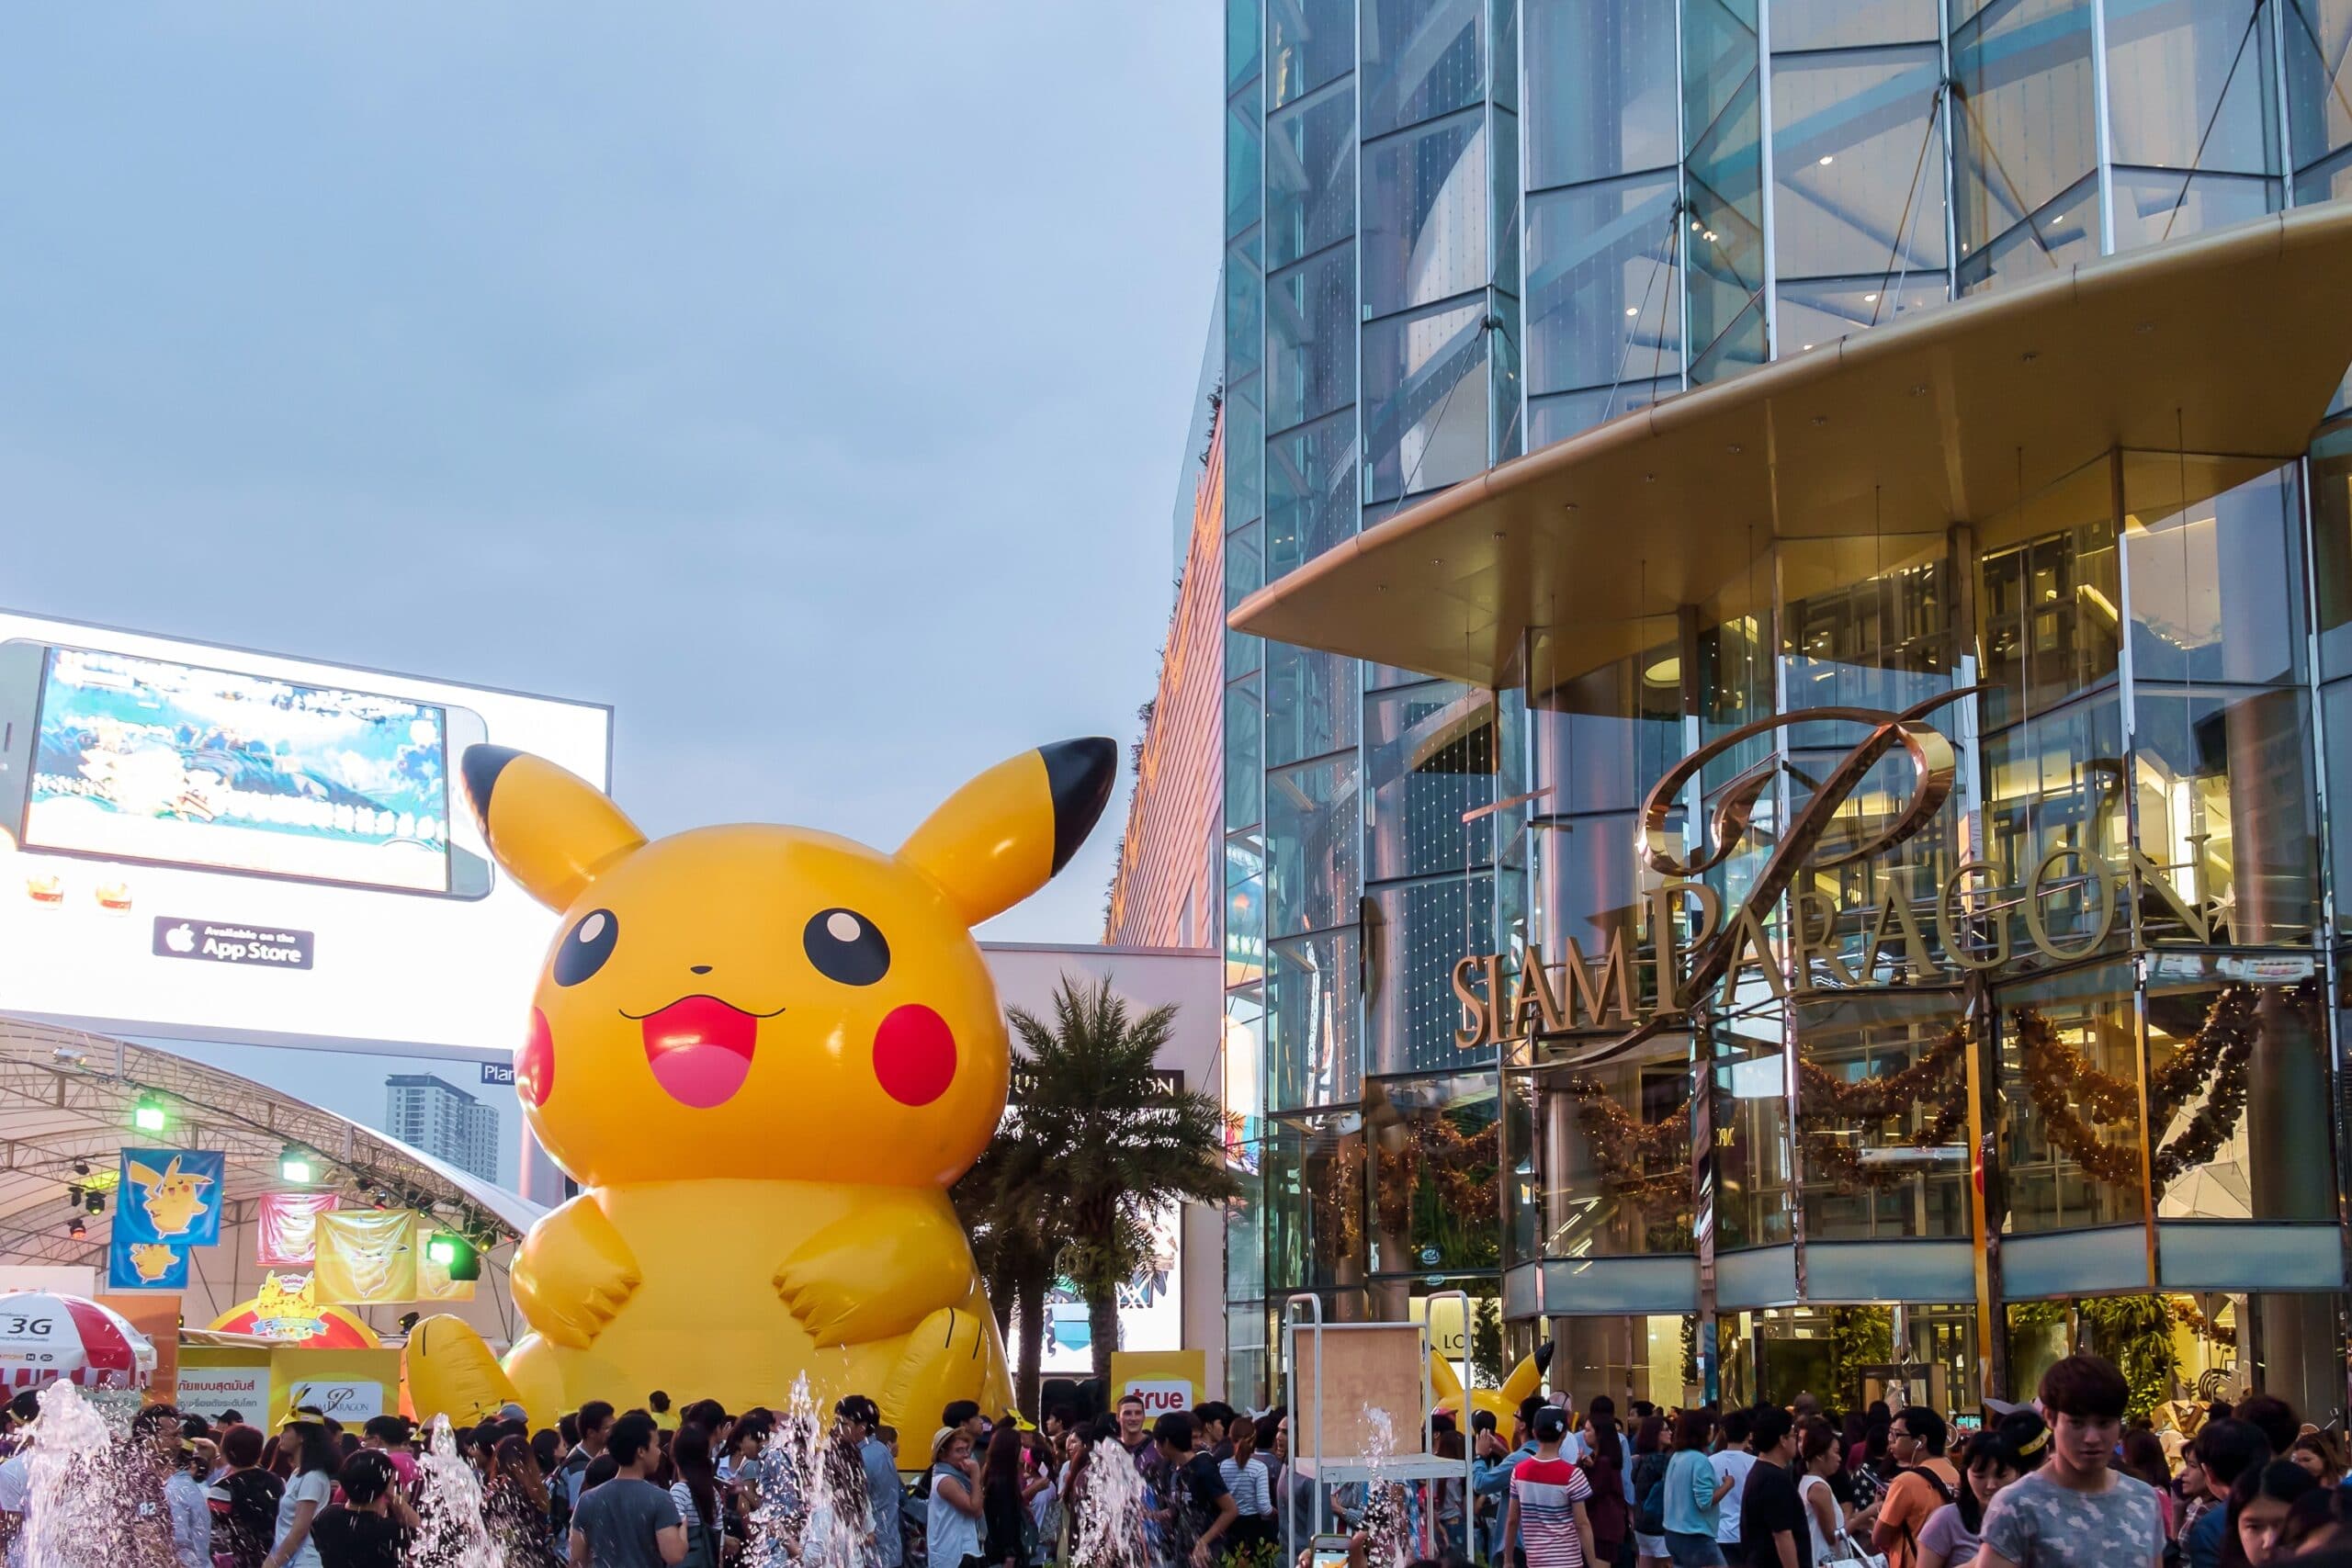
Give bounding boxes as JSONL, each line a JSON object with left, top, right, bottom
{"left": 873, "top": 1004, "right": 956, "bottom": 1107}
{"left": 518, "top": 1008, "right": 556, "bottom": 1108}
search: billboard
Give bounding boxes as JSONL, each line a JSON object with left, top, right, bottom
{"left": 1026, "top": 1201, "right": 1184, "bottom": 1373}
{"left": 0, "top": 611, "right": 608, "bottom": 1055}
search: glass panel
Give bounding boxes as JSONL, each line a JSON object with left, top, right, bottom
{"left": 2123, "top": 462, "right": 2304, "bottom": 687}
{"left": 1952, "top": 0, "right": 2098, "bottom": 258}
{"left": 1362, "top": 0, "right": 1484, "bottom": 138}
{"left": 1958, "top": 170, "right": 2101, "bottom": 294}
{"left": 1492, "top": 103, "right": 1523, "bottom": 300}
{"left": 1266, "top": 751, "right": 1363, "bottom": 936}
{"left": 1227, "top": 986, "right": 1268, "bottom": 1154}
{"left": 1768, "top": 0, "right": 1938, "bottom": 49}
{"left": 1529, "top": 638, "right": 1683, "bottom": 816}
{"left": 1226, "top": 674, "right": 1263, "bottom": 829}
{"left": 1525, "top": 172, "right": 1683, "bottom": 397}
{"left": 2325, "top": 681, "right": 2352, "bottom": 936}
{"left": 1368, "top": 875, "right": 1497, "bottom": 1075}
{"left": 1227, "top": 517, "right": 1265, "bottom": 680}
{"left": 1227, "top": 234, "right": 1265, "bottom": 388}
{"left": 1363, "top": 298, "right": 1492, "bottom": 503}
{"left": 1532, "top": 810, "right": 1653, "bottom": 987}
{"left": 1266, "top": 85, "right": 1358, "bottom": 271}
{"left": 1689, "top": 288, "right": 1768, "bottom": 384}
{"left": 1525, "top": 0, "right": 1679, "bottom": 189}
{"left": 1686, "top": 167, "right": 1768, "bottom": 377}
{"left": 1227, "top": 830, "right": 1267, "bottom": 986}
{"left": 1776, "top": 273, "right": 1946, "bottom": 352}
{"left": 2148, "top": 973, "right": 2335, "bottom": 1223}
{"left": 2109, "top": 168, "right": 2276, "bottom": 253}
{"left": 1713, "top": 1014, "right": 1793, "bottom": 1251}
{"left": 1996, "top": 962, "right": 2146, "bottom": 1236}
{"left": 1980, "top": 691, "right": 2130, "bottom": 951}
{"left": 1528, "top": 379, "right": 1671, "bottom": 445}
{"left": 1269, "top": 0, "right": 1355, "bottom": 109}
{"left": 1267, "top": 244, "right": 1357, "bottom": 433}
{"left": 1224, "top": 1302, "right": 1269, "bottom": 1408}
{"left": 1365, "top": 682, "right": 1498, "bottom": 879}
{"left": 1530, "top": 1046, "right": 1699, "bottom": 1257}
{"left": 1265, "top": 641, "right": 1361, "bottom": 766}
{"left": 1227, "top": 90, "right": 1265, "bottom": 243}
{"left": 1770, "top": 45, "right": 1948, "bottom": 279}
{"left": 1684, "top": 0, "right": 1760, "bottom": 145}
{"left": 1266, "top": 409, "right": 1358, "bottom": 578}
{"left": 1978, "top": 502, "right": 2121, "bottom": 730}
{"left": 1362, "top": 112, "right": 1488, "bottom": 317}
{"left": 2132, "top": 685, "right": 2321, "bottom": 945}
{"left": 1364, "top": 1072, "right": 1502, "bottom": 1271}
{"left": 2104, "top": 0, "right": 2277, "bottom": 174}
{"left": 1267, "top": 934, "right": 1364, "bottom": 1112}
{"left": 1229, "top": 0, "right": 1263, "bottom": 94}
{"left": 1264, "top": 1114, "right": 1366, "bottom": 1292}
{"left": 2297, "top": 140, "right": 2352, "bottom": 203}
{"left": 1796, "top": 991, "right": 1972, "bottom": 1243}
{"left": 2284, "top": 0, "right": 2352, "bottom": 170}
{"left": 2314, "top": 426, "right": 2352, "bottom": 679}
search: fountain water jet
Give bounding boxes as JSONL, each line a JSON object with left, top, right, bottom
{"left": 411, "top": 1415, "right": 500, "bottom": 1568}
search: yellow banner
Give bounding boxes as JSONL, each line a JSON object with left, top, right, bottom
{"left": 416, "top": 1221, "right": 476, "bottom": 1303}
{"left": 314, "top": 1210, "right": 419, "bottom": 1305}
{"left": 1109, "top": 1348, "right": 1207, "bottom": 1422}
{"left": 272, "top": 1348, "right": 401, "bottom": 1426}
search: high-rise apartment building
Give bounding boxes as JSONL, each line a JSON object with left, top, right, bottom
{"left": 1216, "top": 0, "right": 2352, "bottom": 1415}
{"left": 383, "top": 1073, "right": 501, "bottom": 1184}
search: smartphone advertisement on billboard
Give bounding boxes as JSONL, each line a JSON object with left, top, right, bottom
{"left": 0, "top": 611, "right": 608, "bottom": 1056}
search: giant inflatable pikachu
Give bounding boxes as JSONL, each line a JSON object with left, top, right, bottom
{"left": 405, "top": 739, "right": 1117, "bottom": 1431}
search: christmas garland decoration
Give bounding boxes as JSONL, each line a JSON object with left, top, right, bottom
{"left": 2170, "top": 1297, "right": 2238, "bottom": 1350}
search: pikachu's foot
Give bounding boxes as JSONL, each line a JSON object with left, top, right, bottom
{"left": 881, "top": 1306, "right": 996, "bottom": 1433}
{"left": 404, "top": 1315, "right": 524, "bottom": 1427}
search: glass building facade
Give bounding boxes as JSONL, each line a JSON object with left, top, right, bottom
{"left": 1220, "top": 0, "right": 2352, "bottom": 1416}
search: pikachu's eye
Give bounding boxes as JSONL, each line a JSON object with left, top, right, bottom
{"left": 804, "top": 908, "right": 889, "bottom": 987}
{"left": 555, "top": 909, "right": 617, "bottom": 986}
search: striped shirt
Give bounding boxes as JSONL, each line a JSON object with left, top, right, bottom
{"left": 1510, "top": 1456, "right": 1593, "bottom": 1568}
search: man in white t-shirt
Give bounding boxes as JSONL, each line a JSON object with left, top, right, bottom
{"left": 1711, "top": 1408, "right": 1759, "bottom": 1557}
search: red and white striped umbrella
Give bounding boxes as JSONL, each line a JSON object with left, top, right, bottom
{"left": 0, "top": 1292, "right": 155, "bottom": 1390}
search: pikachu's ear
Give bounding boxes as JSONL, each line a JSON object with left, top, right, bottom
{"left": 899, "top": 739, "right": 1118, "bottom": 928}
{"left": 461, "top": 745, "right": 648, "bottom": 911}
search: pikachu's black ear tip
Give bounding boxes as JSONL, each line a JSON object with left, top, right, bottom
{"left": 459, "top": 744, "right": 525, "bottom": 830}
{"left": 1040, "top": 737, "right": 1119, "bottom": 874}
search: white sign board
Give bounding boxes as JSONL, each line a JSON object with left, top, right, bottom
{"left": 282, "top": 1376, "right": 385, "bottom": 1423}
{"left": 178, "top": 1366, "right": 273, "bottom": 1423}
{"left": 0, "top": 611, "right": 608, "bottom": 1054}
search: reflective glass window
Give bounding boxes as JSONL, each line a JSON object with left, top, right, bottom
{"left": 2131, "top": 685, "right": 2321, "bottom": 946}
{"left": 1980, "top": 693, "right": 2130, "bottom": 953}
{"left": 1227, "top": 985, "right": 1268, "bottom": 1151}
{"left": 1266, "top": 752, "right": 1363, "bottom": 937}
{"left": 2312, "top": 426, "right": 2352, "bottom": 679}
{"left": 1952, "top": 0, "right": 2097, "bottom": 260}
{"left": 1266, "top": 85, "right": 1358, "bottom": 271}
{"left": 1529, "top": 646, "right": 1683, "bottom": 817}
{"left": 1262, "top": 1112, "right": 1365, "bottom": 1285}
{"left": 1532, "top": 811, "right": 1651, "bottom": 978}
{"left": 1269, "top": 0, "right": 1356, "bottom": 109}
{"left": 1363, "top": 111, "right": 1488, "bottom": 317}
{"left": 1363, "top": 299, "right": 1492, "bottom": 503}
{"left": 1525, "top": 0, "right": 1679, "bottom": 189}
{"left": 1365, "top": 682, "right": 1498, "bottom": 880}
{"left": 1684, "top": 0, "right": 1760, "bottom": 146}
{"left": 1713, "top": 1016, "right": 1792, "bottom": 1251}
{"left": 1265, "top": 641, "right": 1360, "bottom": 766}
{"left": 1957, "top": 171, "right": 2101, "bottom": 294}
{"left": 1226, "top": 674, "right": 1262, "bottom": 829}
{"left": 1528, "top": 1045, "right": 1699, "bottom": 1258}
{"left": 1227, "top": 517, "right": 1265, "bottom": 680}
{"left": 2324, "top": 682, "right": 2352, "bottom": 937}
{"left": 1227, "top": 234, "right": 1265, "bottom": 387}
{"left": 2123, "top": 462, "right": 2304, "bottom": 687}
{"left": 1227, "top": 830, "right": 1267, "bottom": 985}
{"left": 1527, "top": 380, "right": 1669, "bottom": 445}
{"left": 1979, "top": 511, "right": 2121, "bottom": 730}
{"left": 1685, "top": 161, "right": 1767, "bottom": 379}
{"left": 1796, "top": 991, "right": 1972, "bottom": 1243}
{"left": 1227, "top": 90, "right": 1265, "bottom": 243}
{"left": 2284, "top": 0, "right": 2352, "bottom": 170}
{"left": 1362, "top": 0, "right": 1484, "bottom": 138}
{"left": 1229, "top": 0, "right": 1263, "bottom": 94}
{"left": 1368, "top": 875, "right": 1496, "bottom": 1076}
{"left": 1995, "top": 962, "right": 2144, "bottom": 1236}
{"left": 2107, "top": 167, "right": 2276, "bottom": 252}
{"left": 1363, "top": 1072, "right": 1503, "bottom": 1272}
{"left": 1266, "top": 409, "right": 1358, "bottom": 578}
{"left": 1267, "top": 244, "right": 1357, "bottom": 433}
{"left": 1770, "top": 46, "right": 1947, "bottom": 280}
{"left": 1776, "top": 274, "right": 1946, "bottom": 353}
{"left": 2146, "top": 972, "right": 2336, "bottom": 1224}
{"left": 2104, "top": 0, "right": 2277, "bottom": 174}
{"left": 1768, "top": 0, "right": 1938, "bottom": 49}
{"left": 1266, "top": 933, "right": 1363, "bottom": 1112}
{"left": 1525, "top": 172, "right": 1683, "bottom": 397}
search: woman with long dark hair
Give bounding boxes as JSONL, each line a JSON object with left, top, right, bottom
{"left": 259, "top": 1411, "right": 338, "bottom": 1568}
{"left": 1057, "top": 1426, "right": 1097, "bottom": 1564}
{"left": 482, "top": 1433, "right": 556, "bottom": 1568}
{"left": 1630, "top": 1415, "right": 1671, "bottom": 1568}
{"left": 214, "top": 1424, "right": 285, "bottom": 1568}
{"left": 1577, "top": 1412, "right": 1628, "bottom": 1567}
{"left": 1918, "top": 1411, "right": 2047, "bottom": 1568}
{"left": 981, "top": 1425, "right": 1030, "bottom": 1568}
{"left": 668, "top": 1425, "right": 725, "bottom": 1568}
{"left": 2231, "top": 1458, "right": 2320, "bottom": 1565}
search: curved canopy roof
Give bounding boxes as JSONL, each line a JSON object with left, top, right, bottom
{"left": 1227, "top": 204, "right": 2352, "bottom": 690}
{"left": 0, "top": 1014, "right": 537, "bottom": 1319}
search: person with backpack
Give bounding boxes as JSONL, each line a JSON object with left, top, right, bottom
{"left": 1631, "top": 1416, "right": 1672, "bottom": 1568}
{"left": 1871, "top": 1405, "right": 1958, "bottom": 1568}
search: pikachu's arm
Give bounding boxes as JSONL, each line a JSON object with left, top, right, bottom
{"left": 511, "top": 1194, "right": 642, "bottom": 1350}
{"left": 775, "top": 1191, "right": 972, "bottom": 1348}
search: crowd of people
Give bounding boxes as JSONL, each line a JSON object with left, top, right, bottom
{"left": 0, "top": 1350, "right": 2346, "bottom": 1568}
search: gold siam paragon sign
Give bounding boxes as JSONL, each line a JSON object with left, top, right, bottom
{"left": 1453, "top": 688, "right": 2217, "bottom": 1064}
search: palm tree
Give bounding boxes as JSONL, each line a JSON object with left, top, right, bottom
{"left": 954, "top": 1096, "right": 1070, "bottom": 1416}
{"left": 1009, "top": 975, "right": 1237, "bottom": 1386}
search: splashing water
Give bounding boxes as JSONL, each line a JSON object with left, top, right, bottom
{"left": 1354, "top": 1406, "right": 1409, "bottom": 1568}
{"left": 745, "top": 1373, "right": 869, "bottom": 1568}
{"left": 23, "top": 1381, "right": 115, "bottom": 1568}
{"left": 411, "top": 1415, "right": 500, "bottom": 1568}
{"left": 1072, "top": 1435, "right": 1148, "bottom": 1568}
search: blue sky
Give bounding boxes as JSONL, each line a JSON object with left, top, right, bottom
{"left": 0, "top": 6, "right": 1220, "bottom": 952}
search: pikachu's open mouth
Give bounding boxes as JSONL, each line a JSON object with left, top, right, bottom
{"left": 638, "top": 994, "right": 765, "bottom": 1108}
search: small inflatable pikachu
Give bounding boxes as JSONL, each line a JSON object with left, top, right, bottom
{"left": 404, "top": 738, "right": 1116, "bottom": 1431}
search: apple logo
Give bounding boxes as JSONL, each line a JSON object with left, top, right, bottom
{"left": 164, "top": 923, "right": 196, "bottom": 954}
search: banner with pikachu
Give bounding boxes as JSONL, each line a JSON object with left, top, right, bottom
{"left": 313, "top": 1209, "right": 418, "bottom": 1304}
